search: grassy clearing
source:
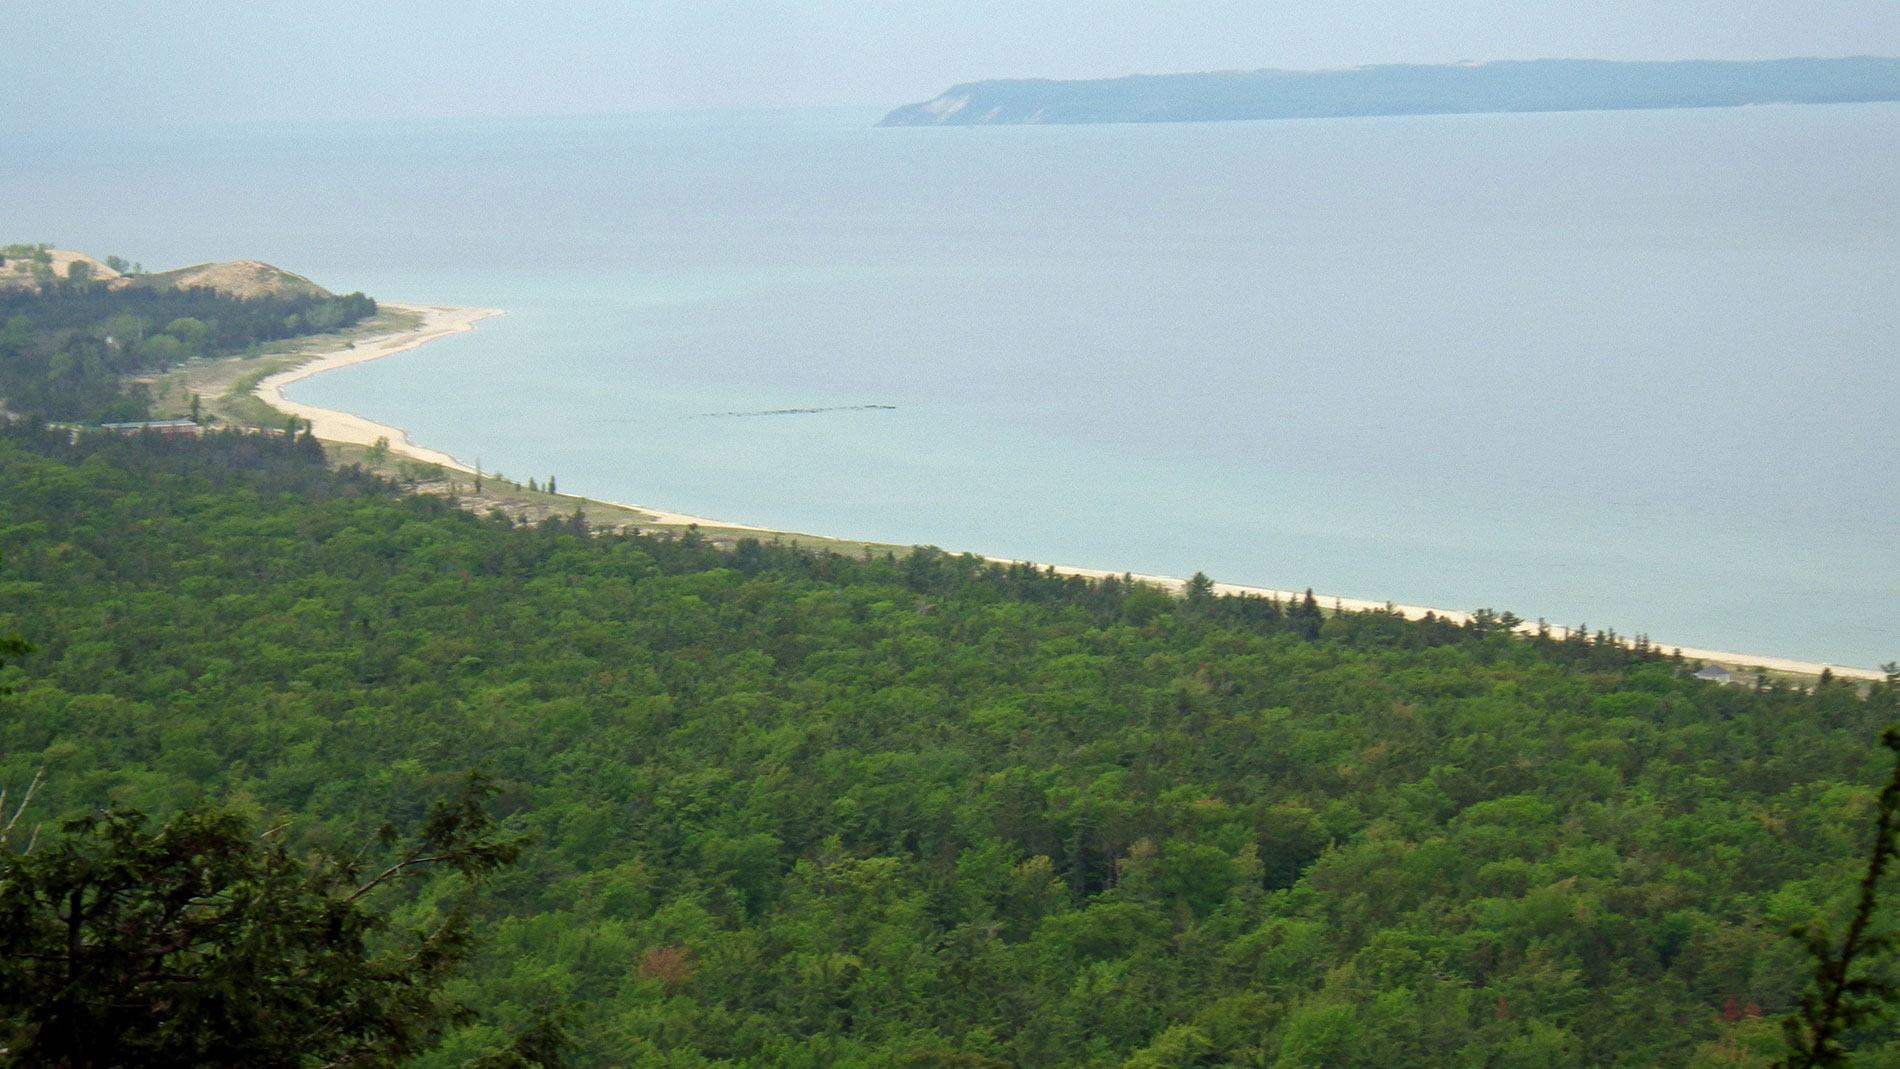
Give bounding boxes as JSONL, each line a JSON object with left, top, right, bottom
{"left": 322, "top": 440, "right": 917, "bottom": 559}
{"left": 140, "top": 306, "right": 427, "bottom": 429}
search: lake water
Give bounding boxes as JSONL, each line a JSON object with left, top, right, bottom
{"left": 8, "top": 104, "right": 1897, "bottom": 667}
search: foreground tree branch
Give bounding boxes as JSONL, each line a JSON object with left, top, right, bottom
{"left": 1775, "top": 726, "right": 1900, "bottom": 1068}
{"left": 0, "top": 774, "right": 533, "bottom": 1067}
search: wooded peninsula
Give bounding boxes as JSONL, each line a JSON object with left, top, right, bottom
{"left": 880, "top": 57, "right": 1900, "bottom": 126}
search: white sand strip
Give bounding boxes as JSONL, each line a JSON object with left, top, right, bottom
{"left": 256, "top": 304, "right": 500, "bottom": 470}
{"left": 253, "top": 304, "right": 765, "bottom": 531}
{"left": 1005, "top": 561, "right": 1883, "bottom": 681}
{"left": 258, "top": 306, "right": 1881, "bottom": 682}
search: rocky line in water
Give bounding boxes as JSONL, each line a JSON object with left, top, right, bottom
{"left": 690, "top": 404, "right": 896, "bottom": 419}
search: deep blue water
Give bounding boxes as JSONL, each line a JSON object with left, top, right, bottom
{"left": 8, "top": 104, "right": 1897, "bottom": 666}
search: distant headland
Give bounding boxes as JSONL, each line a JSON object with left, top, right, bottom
{"left": 879, "top": 56, "right": 1900, "bottom": 126}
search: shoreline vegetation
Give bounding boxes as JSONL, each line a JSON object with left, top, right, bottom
{"left": 244, "top": 303, "right": 1881, "bottom": 683}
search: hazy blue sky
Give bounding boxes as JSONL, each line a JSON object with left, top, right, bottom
{"left": 9, "top": 0, "right": 1897, "bottom": 127}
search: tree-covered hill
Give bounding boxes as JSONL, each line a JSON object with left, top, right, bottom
{"left": 0, "top": 262, "right": 374, "bottom": 422}
{"left": 881, "top": 57, "right": 1900, "bottom": 127}
{"left": 0, "top": 424, "right": 1895, "bottom": 1066}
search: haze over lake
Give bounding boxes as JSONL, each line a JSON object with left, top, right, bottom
{"left": 12, "top": 103, "right": 1897, "bottom": 667}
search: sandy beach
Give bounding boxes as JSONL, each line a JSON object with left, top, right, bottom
{"left": 1017, "top": 563, "right": 1883, "bottom": 681}
{"left": 254, "top": 304, "right": 769, "bottom": 532}
{"left": 259, "top": 304, "right": 1883, "bottom": 683}
{"left": 255, "top": 304, "right": 501, "bottom": 471}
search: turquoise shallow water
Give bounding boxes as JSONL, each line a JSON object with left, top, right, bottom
{"left": 9, "top": 105, "right": 1898, "bottom": 666}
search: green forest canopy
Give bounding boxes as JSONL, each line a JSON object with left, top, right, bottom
{"left": 0, "top": 420, "right": 1895, "bottom": 1067}
{"left": 0, "top": 281, "right": 374, "bottom": 422}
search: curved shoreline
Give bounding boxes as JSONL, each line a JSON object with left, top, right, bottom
{"left": 254, "top": 304, "right": 767, "bottom": 532}
{"left": 257, "top": 304, "right": 1884, "bottom": 682}
{"left": 256, "top": 304, "right": 502, "bottom": 471}
{"left": 1024, "top": 563, "right": 1883, "bottom": 681}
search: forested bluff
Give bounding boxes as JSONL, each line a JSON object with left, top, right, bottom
{"left": 1, "top": 280, "right": 1898, "bottom": 1066}
{"left": 0, "top": 249, "right": 375, "bottom": 423}
{"left": 880, "top": 57, "right": 1900, "bottom": 126}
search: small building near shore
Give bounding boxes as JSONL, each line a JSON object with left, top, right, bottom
{"left": 101, "top": 419, "right": 203, "bottom": 439}
{"left": 1692, "top": 664, "right": 1734, "bottom": 685}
